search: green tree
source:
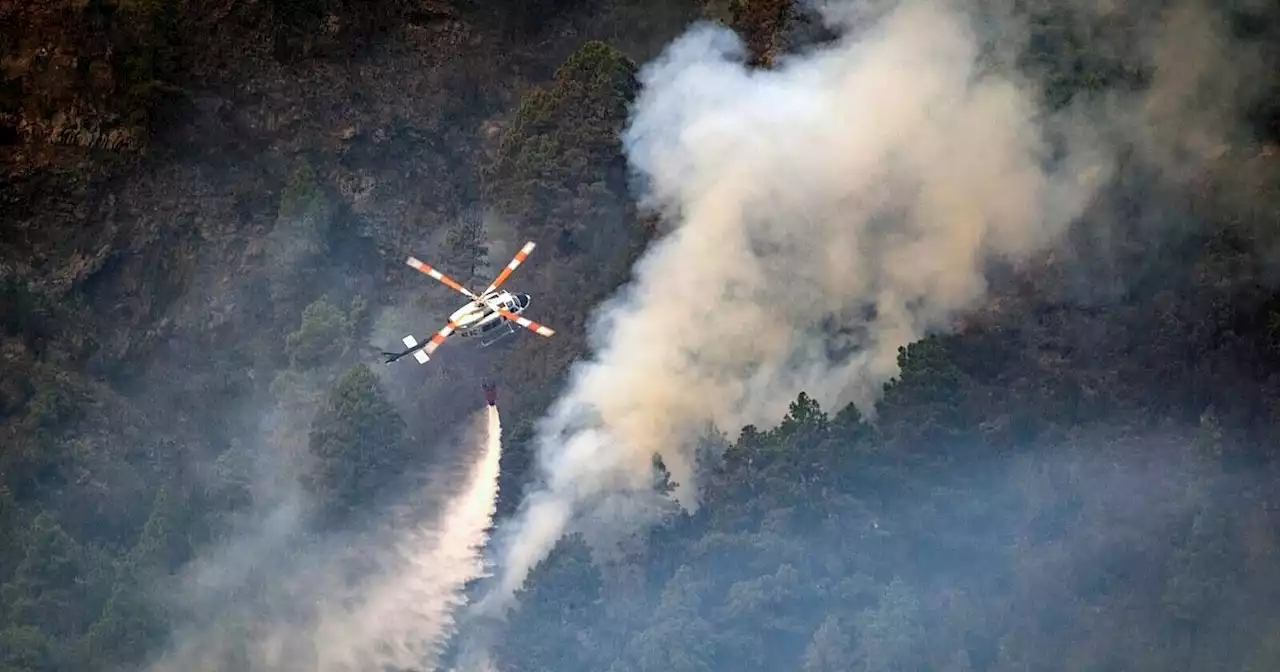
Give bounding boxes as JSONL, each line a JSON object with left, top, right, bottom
{"left": 126, "top": 487, "right": 189, "bottom": 576}
{"left": 652, "top": 454, "right": 677, "bottom": 497}
{"left": 207, "top": 441, "right": 254, "bottom": 515}
{"left": 0, "top": 625, "right": 56, "bottom": 672}
{"left": 265, "top": 159, "right": 335, "bottom": 316}
{"left": 854, "top": 578, "right": 927, "bottom": 671}
{"left": 482, "top": 40, "right": 654, "bottom": 447}
{"left": 0, "top": 513, "right": 92, "bottom": 638}
{"left": 76, "top": 582, "right": 167, "bottom": 670}
{"left": 482, "top": 40, "right": 639, "bottom": 256}
{"left": 801, "top": 615, "right": 854, "bottom": 672}
{"left": 876, "top": 336, "right": 970, "bottom": 449}
{"left": 303, "top": 364, "right": 413, "bottom": 525}
{"left": 496, "top": 533, "right": 605, "bottom": 672}
{"left": 776, "top": 392, "right": 827, "bottom": 435}
{"left": 619, "top": 566, "right": 717, "bottom": 672}
{"left": 276, "top": 158, "right": 331, "bottom": 249}
{"left": 444, "top": 210, "right": 490, "bottom": 285}
{"left": 285, "top": 295, "right": 355, "bottom": 368}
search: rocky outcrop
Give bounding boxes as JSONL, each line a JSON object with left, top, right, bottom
{"left": 0, "top": 0, "right": 172, "bottom": 155}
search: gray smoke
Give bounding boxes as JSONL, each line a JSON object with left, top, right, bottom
{"left": 144, "top": 408, "right": 503, "bottom": 671}
{"left": 471, "top": 0, "right": 1259, "bottom": 619}
{"left": 468, "top": 0, "right": 1268, "bottom": 629}
{"left": 477, "top": 0, "right": 1083, "bottom": 612}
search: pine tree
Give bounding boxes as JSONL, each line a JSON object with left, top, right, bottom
{"left": 304, "top": 364, "right": 413, "bottom": 526}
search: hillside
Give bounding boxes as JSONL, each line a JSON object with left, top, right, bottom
{"left": 2, "top": 0, "right": 1280, "bottom": 670}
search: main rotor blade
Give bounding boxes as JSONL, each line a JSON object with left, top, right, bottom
{"left": 489, "top": 304, "right": 555, "bottom": 338}
{"left": 482, "top": 241, "right": 536, "bottom": 296}
{"left": 406, "top": 257, "right": 481, "bottom": 301}
{"left": 420, "top": 320, "right": 459, "bottom": 357}
{"left": 395, "top": 319, "right": 459, "bottom": 365}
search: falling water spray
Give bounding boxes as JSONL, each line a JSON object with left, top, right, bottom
{"left": 308, "top": 406, "right": 504, "bottom": 671}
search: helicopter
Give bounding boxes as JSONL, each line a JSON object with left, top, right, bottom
{"left": 382, "top": 241, "right": 556, "bottom": 365}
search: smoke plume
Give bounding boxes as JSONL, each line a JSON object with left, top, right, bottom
{"left": 145, "top": 406, "right": 503, "bottom": 671}
{"left": 472, "top": 0, "right": 1263, "bottom": 624}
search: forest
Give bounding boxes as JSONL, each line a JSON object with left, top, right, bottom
{"left": 2, "top": 0, "right": 1280, "bottom": 669}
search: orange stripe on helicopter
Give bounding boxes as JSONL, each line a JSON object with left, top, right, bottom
{"left": 483, "top": 242, "right": 537, "bottom": 295}
{"left": 407, "top": 257, "right": 479, "bottom": 299}
{"left": 423, "top": 321, "right": 457, "bottom": 355}
{"left": 493, "top": 306, "right": 555, "bottom": 337}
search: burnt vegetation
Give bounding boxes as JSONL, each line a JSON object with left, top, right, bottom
{"left": 2, "top": 0, "right": 1280, "bottom": 670}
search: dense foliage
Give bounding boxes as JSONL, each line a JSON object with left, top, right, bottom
{"left": 493, "top": 369, "right": 1280, "bottom": 671}
{"left": 1, "top": 0, "right": 1279, "bottom": 670}
{"left": 303, "top": 363, "right": 415, "bottom": 527}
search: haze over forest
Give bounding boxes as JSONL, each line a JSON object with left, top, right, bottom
{"left": 3, "top": 0, "right": 1280, "bottom": 670}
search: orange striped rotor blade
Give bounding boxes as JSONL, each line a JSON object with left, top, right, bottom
{"left": 494, "top": 307, "right": 555, "bottom": 338}
{"left": 423, "top": 320, "right": 459, "bottom": 356}
{"left": 406, "top": 257, "right": 480, "bottom": 301}
{"left": 483, "top": 241, "right": 536, "bottom": 295}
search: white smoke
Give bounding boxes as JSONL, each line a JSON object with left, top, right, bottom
{"left": 471, "top": 0, "right": 1114, "bottom": 619}
{"left": 146, "top": 406, "right": 504, "bottom": 672}
{"left": 310, "top": 405, "right": 504, "bottom": 671}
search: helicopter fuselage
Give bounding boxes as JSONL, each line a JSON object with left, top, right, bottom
{"left": 450, "top": 290, "right": 532, "bottom": 338}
